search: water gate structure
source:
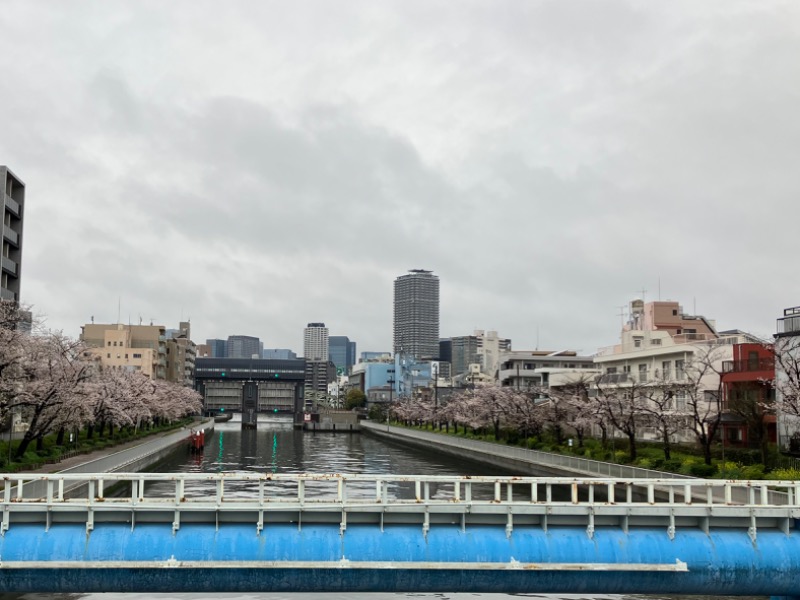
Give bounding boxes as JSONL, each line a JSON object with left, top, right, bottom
{"left": 0, "top": 473, "right": 799, "bottom": 596}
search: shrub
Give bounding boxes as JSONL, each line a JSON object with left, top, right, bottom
{"left": 717, "top": 461, "right": 745, "bottom": 479}
{"left": 742, "top": 464, "right": 765, "bottom": 480}
{"left": 769, "top": 468, "right": 800, "bottom": 481}
{"left": 689, "top": 463, "right": 716, "bottom": 477}
{"left": 662, "top": 459, "right": 683, "bottom": 473}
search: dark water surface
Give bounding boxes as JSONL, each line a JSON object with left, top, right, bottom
{"left": 0, "top": 417, "right": 766, "bottom": 600}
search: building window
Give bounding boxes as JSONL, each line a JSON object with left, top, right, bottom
{"left": 662, "top": 361, "right": 671, "bottom": 379}
{"left": 107, "top": 353, "right": 111, "bottom": 358}
{"left": 672, "top": 309, "right": 677, "bottom": 316}
{"left": 107, "top": 342, "right": 111, "bottom": 347}
{"left": 676, "top": 359, "right": 685, "bottom": 380}
{"left": 638, "top": 364, "right": 648, "bottom": 380}
{"left": 650, "top": 339, "right": 662, "bottom": 345}
{"left": 634, "top": 337, "right": 642, "bottom": 348}
{"left": 133, "top": 353, "right": 142, "bottom": 359}
{"left": 623, "top": 365, "right": 631, "bottom": 373}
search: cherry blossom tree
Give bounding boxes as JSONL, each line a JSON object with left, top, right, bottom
{"left": 593, "top": 377, "right": 648, "bottom": 461}
{"left": 679, "top": 346, "right": 727, "bottom": 465}
{"left": 10, "top": 333, "right": 94, "bottom": 458}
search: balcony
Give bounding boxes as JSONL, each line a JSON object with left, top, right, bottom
{"left": 4, "top": 194, "right": 20, "bottom": 217}
{"left": 1, "top": 256, "right": 17, "bottom": 275}
{"left": 777, "top": 313, "right": 800, "bottom": 336}
{"left": 0, "top": 287, "right": 15, "bottom": 301}
{"left": 722, "top": 358, "right": 774, "bottom": 373}
{"left": 2, "top": 226, "right": 18, "bottom": 246}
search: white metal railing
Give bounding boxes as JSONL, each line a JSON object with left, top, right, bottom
{"left": 2, "top": 473, "right": 797, "bottom": 539}
{"left": 2, "top": 472, "right": 799, "bottom": 507}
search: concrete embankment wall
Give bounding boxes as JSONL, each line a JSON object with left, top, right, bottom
{"left": 361, "top": 421, "right": 690, "bottom": 480}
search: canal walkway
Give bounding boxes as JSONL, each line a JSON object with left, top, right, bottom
{"left": 361, "top": 420, "right": 691, "bottom": 480}
{"left": 3, "top": 420, "right": 214, "bottom": 497}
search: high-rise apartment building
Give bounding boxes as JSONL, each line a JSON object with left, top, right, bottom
{"left": 393, "top": 269, "right": 439, "bottom": 359}
{"left": 303, "top": 323, "right": 329, "bottom": 361}
{"left": 329, "top": 336, "right": 356, "bottom": 374}
{"left": 226, "top": 335, "right": 261, "bottom": 359}
{"left": 1, "top": 167, "right": 25, "bottom": 303}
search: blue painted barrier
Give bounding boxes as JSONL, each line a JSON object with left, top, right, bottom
{"left": 1, "top": 523, "right": 800, "bottom": 594}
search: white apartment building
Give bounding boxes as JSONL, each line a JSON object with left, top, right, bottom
{"left": 303, "top": 322, "right": 329, "bottom": 361}
{"left": 499, "top": 350, "right": 598, "bottom": 391}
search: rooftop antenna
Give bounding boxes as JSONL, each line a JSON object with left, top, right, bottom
{"left": 638, "top": 288, "right": 647, "bottom": 304}
{"left": 91, "top": 315, "right": 94, "bottom": 324}
{"left": 617, "top": 305, "right": 626, "bottom": 332}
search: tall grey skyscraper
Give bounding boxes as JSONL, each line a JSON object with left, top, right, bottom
{"left": 303, "top": 322, "right": 329, "bottom": 361}
{"left": 1, "top": 167, "right": 25, "bottom": 303}
{"left": 393, "top": 269, "right": 440, "bottom": 359}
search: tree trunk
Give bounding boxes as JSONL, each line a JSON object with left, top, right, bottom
{"left": 87, "top": 424, "right": 95, "bottom": 439}
{"left": 15, "top": 431, "right": 35, "bottom": 459}
{"left": 36, "top": 436, "right": 44, "bottom": 452}
{"left": 661, "top": 428, "right": 671, "bottom": 460}
{"left": 627, "top": 432, "right": 637, "bottom": 462}
{"left": 56, "top": 428, "right": 65, "bottom": 447}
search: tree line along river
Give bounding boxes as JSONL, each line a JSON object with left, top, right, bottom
{"left": 1, "top": 416, "right": 765, "bottom": 600}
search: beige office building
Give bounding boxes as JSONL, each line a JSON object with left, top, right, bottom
{"left": 80, "top": 323, "right": 167, "bottom": 380}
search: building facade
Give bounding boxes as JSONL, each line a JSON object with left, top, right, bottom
{"left": 205, "top": 339, "right": 227, "bottom": 358}
{"left": 194, "top": 358, "right": 305, "bottom": 416}
{"left": 303, "top": 323, "right": 329, "bottom": 361}
{"left": 499, "top": 350, "right": 597, "bottom": 390}
{"left": 329, "top": 335, "right": 356, "bottom": 374}
{"left": 80, "top": 323, "right": 168, "bottom": 380}
{"left": 720, "top": 342, "right": 776, "bottom": 449}
{"left": 449, "top": 330, "right": 511, "bottom": 378}
{"left": 774, "top": 306, "right": 800, "bottom": 450}
{"left": 165, "top": 321, "right": 197, "bottom": 387}
{"left": 226, "top": 335, "right": 261, "bottom": 359}
{"left": 1, "top": 167, "right": 25, "bottom": 304}
{"left": 393, "top": 269, "right": 440, "bottom": 359}
{"left": 263, "top": 348, "right": 297, "bottom": 360}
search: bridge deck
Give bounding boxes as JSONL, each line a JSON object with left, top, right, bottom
{"left": 2, "top": 474, "right": 800, "bottom": 594}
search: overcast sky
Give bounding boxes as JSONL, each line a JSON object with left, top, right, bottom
{"left": 2, "top": 1, "right": 798, "bottom": 356}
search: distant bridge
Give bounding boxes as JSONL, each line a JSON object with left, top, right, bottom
{"left": 1, "top": 473, "right": 800, "bottom": 596}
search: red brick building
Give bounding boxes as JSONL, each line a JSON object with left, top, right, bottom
{"left": 720, "top": 343, "right": 776, "bottom": 449}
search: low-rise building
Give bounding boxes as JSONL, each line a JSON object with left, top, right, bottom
{"left": 80, "top": 323, "right": 167, "bottom": 380}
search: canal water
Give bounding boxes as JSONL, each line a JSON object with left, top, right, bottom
{"left": 0, "top": 417, "right": 766, "bottom": 600}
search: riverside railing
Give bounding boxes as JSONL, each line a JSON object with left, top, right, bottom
{"left": 2, "top": 473, "right": 798, "bottom": 541}
{"left": 361, "top": 421, "right": 692, "bottom": 480}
